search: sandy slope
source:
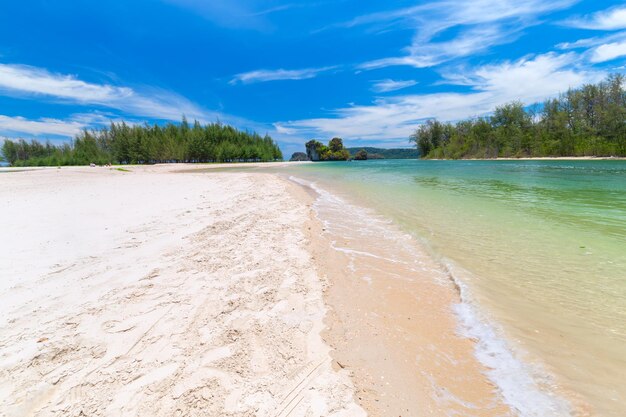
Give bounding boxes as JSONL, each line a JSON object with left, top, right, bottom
{"left": 0, "top": 165, "right": 363, "bottom": 417}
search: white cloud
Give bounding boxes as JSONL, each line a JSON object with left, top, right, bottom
{"left": 558, "top": 28, "right": 626, "bottom": 52}
{"left": 564, "top": 6, "right": 626, "bottom": 30}
{"left": 441, "top": 52, "right": 602, "bottom": 100}
{"left": 273, "top": 123, "right": 298, "bottom": 135}
{"left": 0, "top": 63, "right": 213, "bottom": 122}
{"left": 556, "top": 26, "right": 626, "bottom": 63}
{"left": 0, "top": 112, "right": 151, "bottom": 140}
{"left": 0, "top": 114, "right": 94, "bottom": 138}
{"left": 275, "top": 53, "right": 605, "bottom": 142}
{"left": 348, "top": 0, "right": 577, "bottom": 69}
{"left": 361, "top": 25, "right": 517, "bottom": 70}
{"left": 371, "top": 79, "right": 418, "bottom": 93}
{"left": 230, "top": 66, "right": 337, "bottom": 84}
{"left": 0, "top": 64, "right": 133, "bottom": 102}
{"left": 590, "top": 41, "right": 626, "bottom": 62}
{"left": 345, "top": 0, "right": 574, "bottom": 34}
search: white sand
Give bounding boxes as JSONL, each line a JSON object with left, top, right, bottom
{"left": 0, "top": 165, "right": 364, "bottom": 417}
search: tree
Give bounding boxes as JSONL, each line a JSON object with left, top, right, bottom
{"left": 412, "top": 74, "right": 626, "bottom": 159}
{"left": 354, "top": 149, "right": 368, "bottom": 160}
{"left": 2, "top": 118, "right": 282, "bottom": 166}
{"left": 329, "top": 137, "right": 344, "bottom": 152}
{"left": 410, "top": 119, "right": 447, "bottom": 157}
{"left": 1, "top": 139, "right": 16, "bottom": 165}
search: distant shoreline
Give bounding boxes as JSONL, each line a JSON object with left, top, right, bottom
{"left": 428, "top": 156, "right": 626, "bottom": 161}
{"left": 3, "top": 157, "right": 625, "bottom": 172}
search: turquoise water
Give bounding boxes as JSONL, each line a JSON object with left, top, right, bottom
{"left": 279, "top": 159, "right": 626, "bottom": 416}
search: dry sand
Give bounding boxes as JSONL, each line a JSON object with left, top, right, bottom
{"left": 0, "top": 165, "right": 364, "bottom": 417}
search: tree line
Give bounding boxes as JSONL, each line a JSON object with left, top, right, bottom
{"left": 1, "top": 118, "right": 283, "bottom": 166}
{"left": 412, "top": 74, "right": 626, "bottom": 158}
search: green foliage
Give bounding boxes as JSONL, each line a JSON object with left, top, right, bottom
{"left": 328, "top": 137, "right": 344, "bottom": 152}
{"left": 354, "top": 149, "right": 368, "bottom": 160}
{"left": 304, "top": 137, "right": 349, "bottom": 161}
{"left": 1, "top": 119, "right": 283, "bottom": 166}
{"left": 413, "top": 75, "right": 626, "bottom": 159}
{"left": 305, "top": 140, "right": 325, "bottom": 161}
{"left": 305, "top": 138, "right": 349, "bottom": 161}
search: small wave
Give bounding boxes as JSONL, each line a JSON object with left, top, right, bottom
{"left": 449, "top": 262, "right": 573, "bottom": 417}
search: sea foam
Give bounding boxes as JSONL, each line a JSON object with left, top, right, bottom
{"left": 451, "top": 268, "right": 573, "bottom": 417}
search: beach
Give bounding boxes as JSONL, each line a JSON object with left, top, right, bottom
{"left": 0, "top": 165, "right": 364, "bottom": 416}
{"left": 4, "top": 161, "right": 623, "bottom": 416}
{"left": 6, "top": 1, "right": 626, "bottom": 415}
{"left": 0, "top": 164, "right": 522, "bottom": 417}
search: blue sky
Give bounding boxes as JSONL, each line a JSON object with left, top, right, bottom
{"left": 1, "top": 0, "right": 626, "bottom": 157}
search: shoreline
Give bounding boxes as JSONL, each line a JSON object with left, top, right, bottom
{"left": 287, "top": 176, "right": 519, "bottom": 416}
{"left": 2, "top": 155, "right": 625, "bottom": 175}
{"left": 1, "top": 155, "right": 625, "bottom": 173}
{"left": 284, "top": 172, "right": 593, "bottom": 417}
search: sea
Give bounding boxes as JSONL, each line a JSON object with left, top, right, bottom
{"left": 273, "top": 159, "right": 626, "bottom": 417}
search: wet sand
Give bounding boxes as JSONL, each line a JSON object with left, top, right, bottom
{"left": 288, "top": 178, "right": 513, "bottom": 416}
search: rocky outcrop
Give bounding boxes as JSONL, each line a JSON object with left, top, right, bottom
{"left": 354, "top": 149, "right": 368, "bottom": 160}
{"left": 305, "top": 140, "right": 323, "bottom": 161}
{"left": 289, "top": 152, "right": 309, "bottom": 161}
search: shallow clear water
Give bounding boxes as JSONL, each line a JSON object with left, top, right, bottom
{"left": 279, "top": 159, "right": 626, "bottom": 417}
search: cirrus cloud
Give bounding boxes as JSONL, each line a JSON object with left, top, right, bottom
{"left": 0, "top": 63, "right": 214, "bottom": 122}
{"left": 349, "top": 0, "right": 578, "bottom": 69}
{"left": 230, "top": 65, "right": 338, "bottom": 84}
{"left": 589, "top": 41, "right": 626, "bottom": 63}
{"left": 0, "top": 115, "right": 87, "bottom": 138}
{"left": 564, "top": 6, "right": 626, "bottom": 31}
{"left": 371, "top": 79, "right": 418, "bottom": 93}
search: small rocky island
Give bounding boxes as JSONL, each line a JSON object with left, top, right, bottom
{"left": 289, "top": 152, "right": 309, "bottom": 161}
{"left": 305, "top": 138, "right": 351, "bottom": 161}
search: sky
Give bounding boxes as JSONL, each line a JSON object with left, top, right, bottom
{"left": 1, "top": 0, "right": 626, "bottom": 157}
